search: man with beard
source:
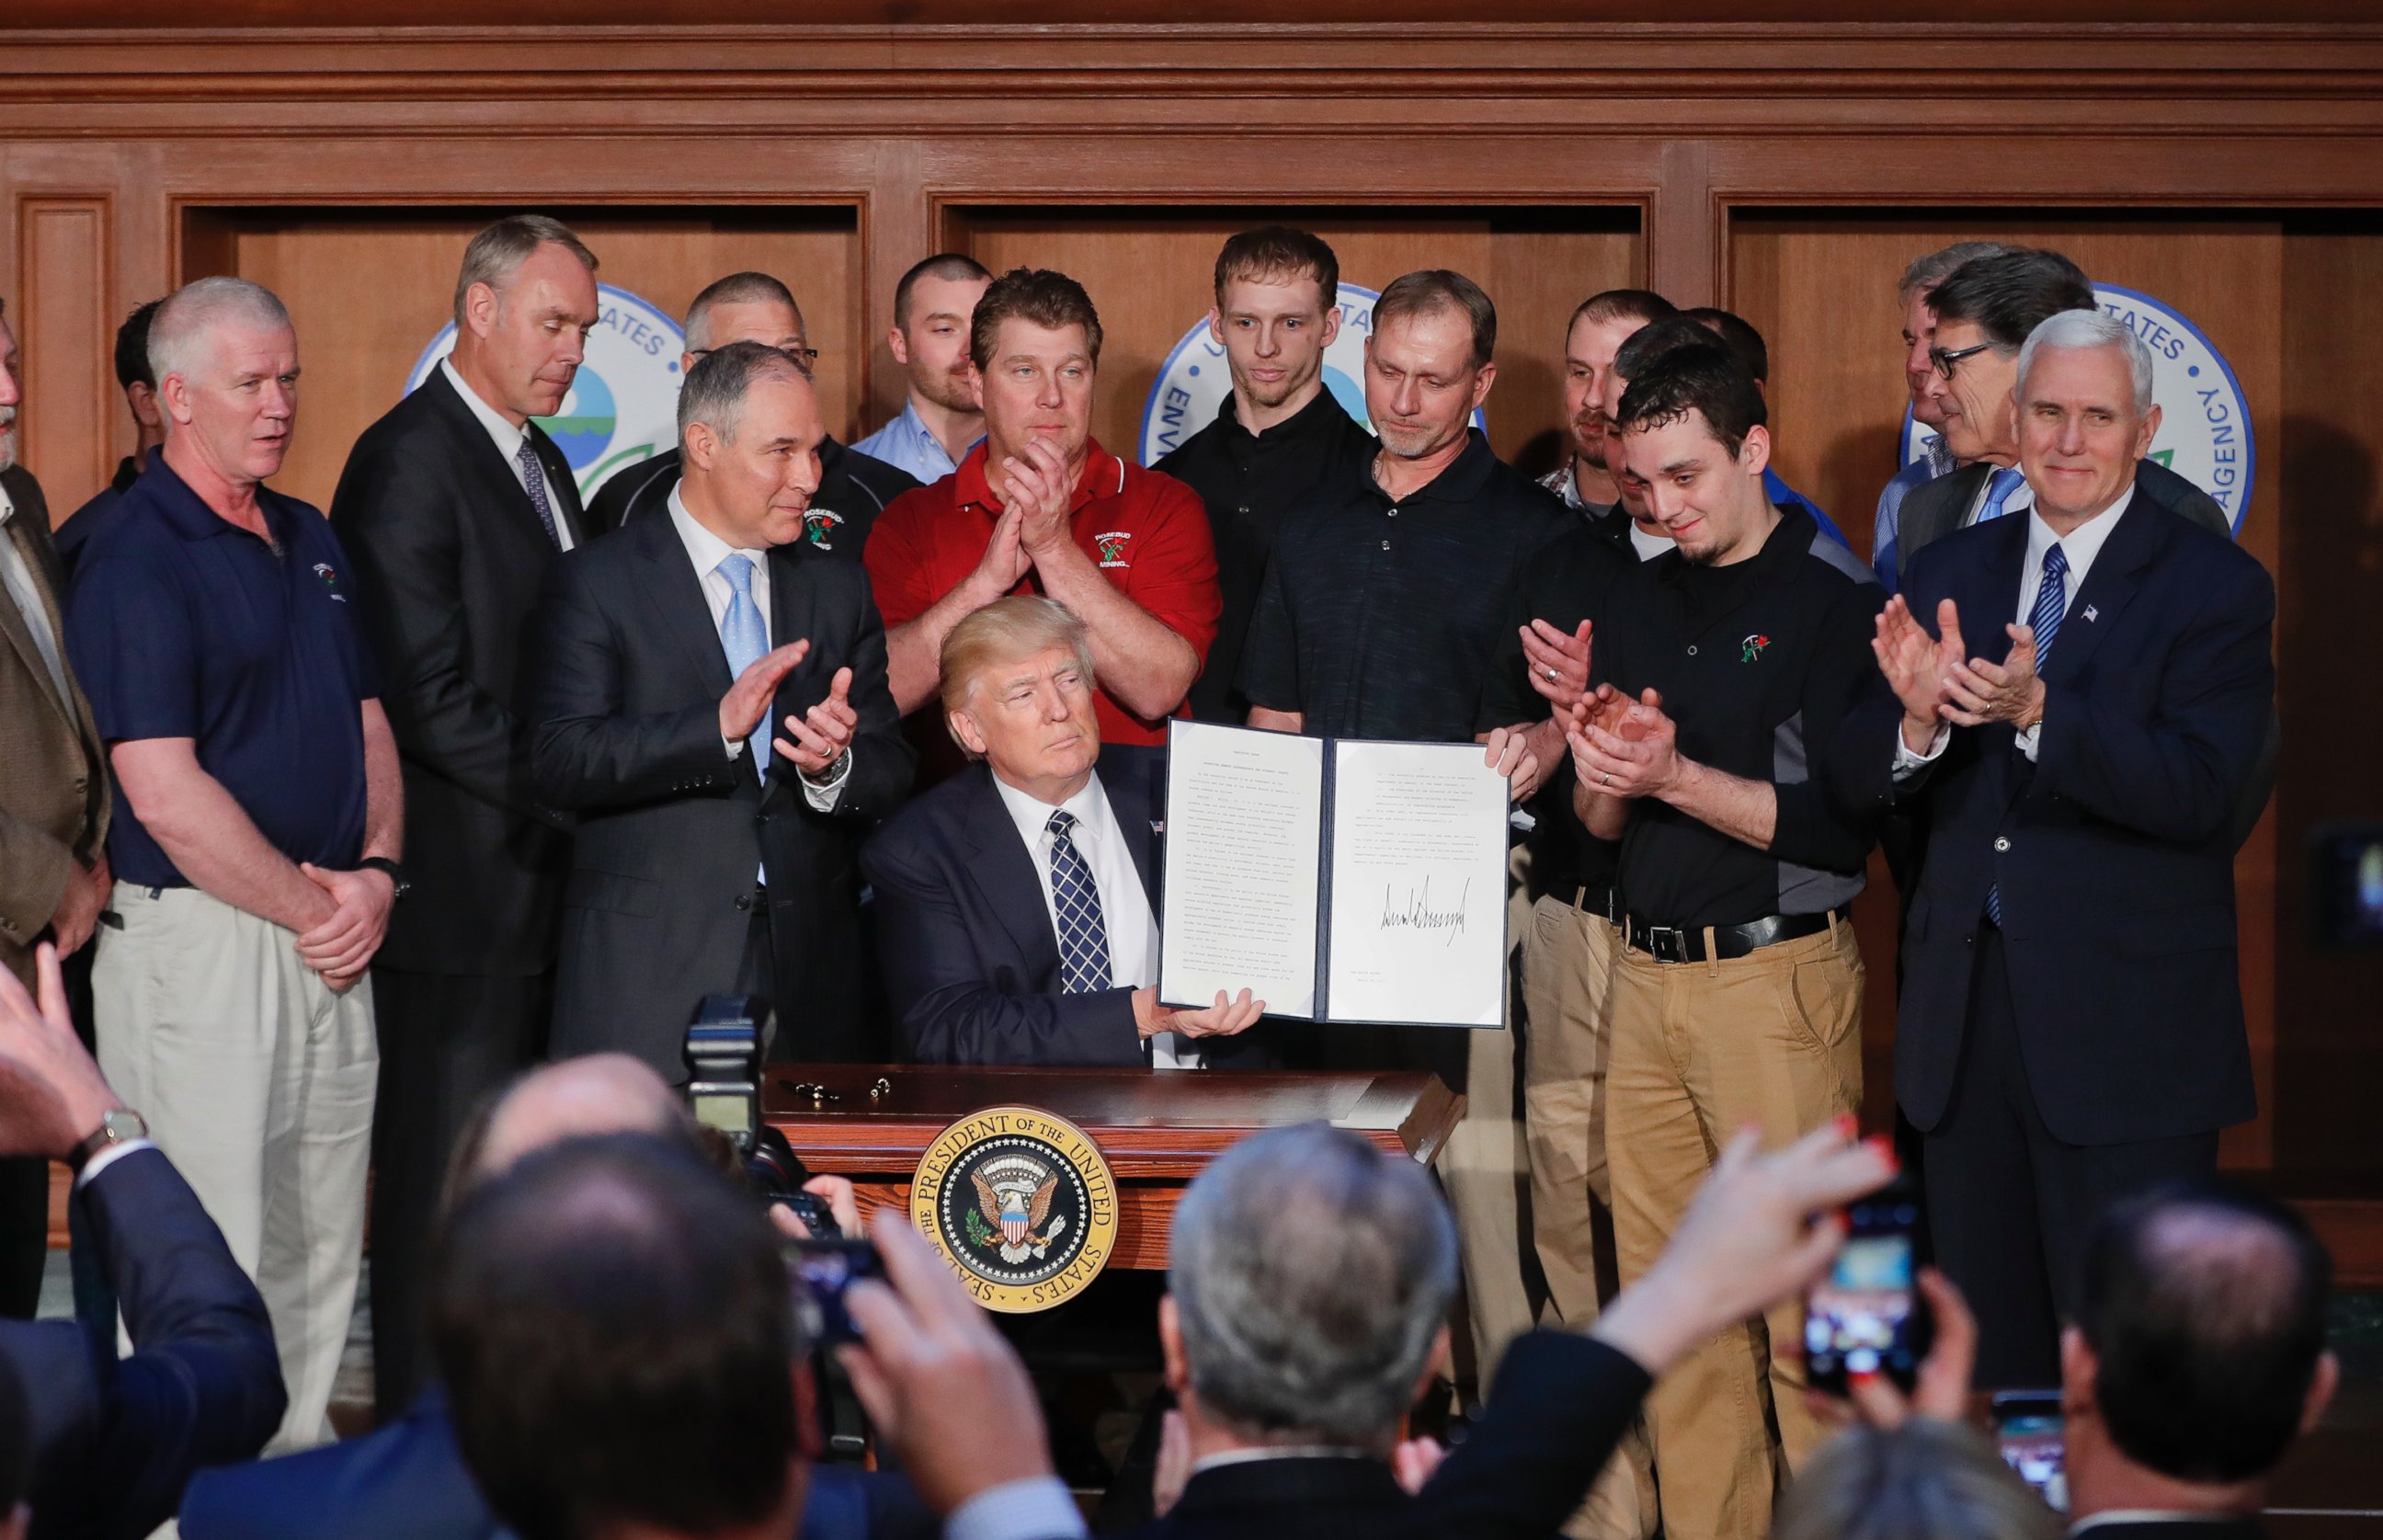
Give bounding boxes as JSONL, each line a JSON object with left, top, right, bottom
{"left": 854, "top": 254, "right": 994, "bottom": 486}
{"left": 1542, "top": 289, "right": 1677, "bottom": 551}
{"left": 1154, "top": 227, "right": 1377, "bottom": 723}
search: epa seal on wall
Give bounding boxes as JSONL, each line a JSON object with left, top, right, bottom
{"left": 1137, "top": 282, "right": 1487, "bottom": 465}
{"left": 405, "top": 281, "right": 685, "bottom": 501}
{"left": 911, "top": 1106, "right": 1119, "bottom": 1313}
{"left": 1900, "top": 282, "right": 2253, "bottom": 534}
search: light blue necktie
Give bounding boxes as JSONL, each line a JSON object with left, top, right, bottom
{"left": 717, "top": 553, "right": 770, "bottom": 773}
{"left": 1046, "top": 811, "right": 1113, "bottom": 994}
{"left": 1976, "top": 466, "right": 2025, "bottom": 524}
{"left": 1988, "top": 542, "right": 2068, "bottom": 928}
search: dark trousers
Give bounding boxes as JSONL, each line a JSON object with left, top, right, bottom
{"left": 369, "top": 966, "right": 549, "bottom": 1420}
{"left": 1921, "top": 924, "right": 2218, "bottom": 1388}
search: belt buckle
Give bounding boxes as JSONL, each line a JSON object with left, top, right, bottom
{"left": 1644, "top": 924, "right": 1687, "bottom": 964}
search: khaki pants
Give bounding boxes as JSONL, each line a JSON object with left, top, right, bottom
{"left": 95, "top": 883, "right": 379, "bottom": 1452}
{"left": 1606, "top": 918, "right": 1864, "bottom": 1540}
{"left": 1520, "top": 895, "right": 1657, "bottom": 1540}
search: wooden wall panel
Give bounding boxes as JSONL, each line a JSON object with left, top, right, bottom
{"left": 2275, "top": 218, "right": 2383, "bottom": 1177}
{"left": 15, "top": 198, "right": 114, "bottom": 519}
{"left": 1728, "top": 211, "right": 2288, "bottom": 1168}
{"left": 190, "top": 208, "right": 860, "bottom": 513}
{"left": 952, "top": 207, "right": 1639, "bottom": 468}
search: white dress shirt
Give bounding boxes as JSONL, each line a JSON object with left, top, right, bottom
{"left": 1896, "top": 485, "right": 2136, "bottom": 776}
{"left": 0, "top": 482, "right": 72, "bottom": 705}
{"left": 990, "top": 769, "right": 1197, "bottom": 1068}
{"left": 667, "top": 486, "right": 849, "bottom": 816}
{"left": 439, "top": 357, "right": 576, "bottom": 552}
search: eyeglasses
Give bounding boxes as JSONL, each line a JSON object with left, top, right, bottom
{"left": 1928, "top": 341, "right": 1994, "bottom": 382}
{"left": 687, "top": 345, "right": 821, "bottom": 378}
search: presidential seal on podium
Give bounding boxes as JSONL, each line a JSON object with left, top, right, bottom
{"left": 911, "top": 1106, "right": 1120, "bottom": 1312}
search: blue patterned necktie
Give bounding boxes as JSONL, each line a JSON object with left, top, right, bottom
{"left": 1976, "top": 465, "right": 2025, "bottom": 525}
{"left": 1045, "top": 810, "right": 1113, "bottom": 994}
{"left": 516, "top": 439, "right": 564, "bottom": 548}
{"left": 717, "top": 553, "right": 770, "bottom": 773}
{"left": 1988, "top": 542, "right": 2069, "bottom": 927}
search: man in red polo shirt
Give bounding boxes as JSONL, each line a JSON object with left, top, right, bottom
{"left": 865, "top": 268, "right": 1218, "bottom": 757}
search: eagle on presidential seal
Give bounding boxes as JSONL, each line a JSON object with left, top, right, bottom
{"left": 967, "top": 1154, "right": 1070, "bottom": 1264}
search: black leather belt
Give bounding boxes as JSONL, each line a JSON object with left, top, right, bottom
{"left": 1623, "top": 907, "right": 1846, "bottom": 964}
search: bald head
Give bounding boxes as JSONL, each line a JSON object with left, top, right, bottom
{"left": 470, "top": 1055, "right": 690, "bottom": 1189}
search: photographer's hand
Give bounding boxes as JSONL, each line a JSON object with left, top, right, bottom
{"left": 839, "top": 1213, "right": 1061, "bottom": 1517}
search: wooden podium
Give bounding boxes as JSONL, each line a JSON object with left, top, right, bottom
{"left": 765, "top": 1066, "right": 1463, "bottom": 1272}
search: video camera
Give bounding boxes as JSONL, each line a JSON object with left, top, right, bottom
{"left": 684, "top": 993, "right": 838, "bottom": 1238}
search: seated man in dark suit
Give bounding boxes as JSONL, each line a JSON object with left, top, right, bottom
{"left": 530, "top": 340, "right": 913, "bottom": 1074}
{"left": 430, "top": 1135, "right": 1084, "bottom": 1540}
{"left": 180, "top": 1053, "right": 924, "bottom": 1540}
{"left": 2060, "top": 1181, "right": 2335, "bottom": 1540}
{"left": 1805, "top": 1181, "right": 2338, "bottom": 1540}
{"left": 863, "top": 595, "right": 1268, "bottom": 1067}
{"left": 1134, "top": 1118, "right": 1900, "bottom": 1540}
{"left": 0, "top": 943, "right": 285, "bottom": 1540}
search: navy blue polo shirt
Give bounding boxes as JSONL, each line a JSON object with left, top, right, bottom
{"left": 64, "top": 459, "right": 382, "bottom": 889}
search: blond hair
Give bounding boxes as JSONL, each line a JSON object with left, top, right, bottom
{"left": 939, "top": 597, "right": 1097, "bottom": 757}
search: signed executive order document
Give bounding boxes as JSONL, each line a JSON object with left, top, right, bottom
{"left": 1159, "top": 720, "right": 1508, "bottom": 1029}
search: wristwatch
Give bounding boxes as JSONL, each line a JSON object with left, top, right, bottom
{"left": 68, "top": 1107, "right": 148, "bottom": 1176}
{"left": 358, "top": 857, "right": 412, "bottom": 901}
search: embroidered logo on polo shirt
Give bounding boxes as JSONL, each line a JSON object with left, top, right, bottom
{"left": 1096, "top": 531, "right": 1132, "bottom": 568}
{"left": 1740, "top": 633, "right": 1770, "bottom": 662}
{"left": 803, "top": 508, "right": 845, "bottom": 551}
{"left": 312, "top": 563, "right": 348, "bottom": 601}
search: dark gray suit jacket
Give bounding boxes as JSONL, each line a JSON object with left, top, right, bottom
{"left": 528, "top": 511, "right": 913, "bottom": 1075}
{"left": 1895, "top": 456, "right": 2231, "bottom": 592}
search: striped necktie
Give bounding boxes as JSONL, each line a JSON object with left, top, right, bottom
{"left": 1975, "top": 465, "right": 2025, "bottom": 525}
{"left": 1988, "top": 542, "right": 2069, "bottom": 928}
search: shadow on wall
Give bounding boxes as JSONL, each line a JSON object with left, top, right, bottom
{"left": 2274, "top": 411, "right": 2379, "bottom": 1174}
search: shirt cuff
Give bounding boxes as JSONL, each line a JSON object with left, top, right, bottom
{"left": 943, "top": 1476, "right": 1086, "bottom": 1540}
{"left": 723, "top": 736, "right": 743, "bottom": 760}
{"left": 2014, "top": 722, "right": 2042, "bottom": 761}
{"left": 800, "top": 750, "right": 853, "bottom": 812}
{"left": 1890, "top": 721, "right": 1950, "bottom": 781}
{"left": 75, "top": 1137, "right": 155, "bottom": 1190}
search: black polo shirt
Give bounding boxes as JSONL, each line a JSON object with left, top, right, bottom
{"left": 1589, "top": 505, "right": 1883, "bottom": 929}
{"left": 1156, "top": 388, "right": 1379, "bottom": 722}
{"left": 64, "top": 460, "right": 382, "bottom": 889}
{"left": 583, "top": 436, "right": 920, "bottom": 557}
{"left": 1477, "top": 523, "right": 1637, "bottom": 904}
{"left": 1239, "top": 429, "right": 1570, "bottom": 743}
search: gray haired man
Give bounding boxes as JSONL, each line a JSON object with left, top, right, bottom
{"left": 1135, "top": 1119, "right": 1900, "bottom": 1540}
{"left": 65, "top": 276, "right": 400, "bottom": 1448}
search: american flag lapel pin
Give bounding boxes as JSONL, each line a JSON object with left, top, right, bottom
{"left": 2083, "top": 604, "right": 2099, "bottom": 622}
